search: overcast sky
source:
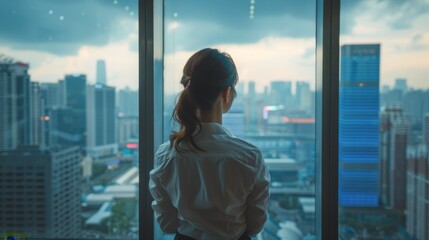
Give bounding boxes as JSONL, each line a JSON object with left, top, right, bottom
{"left": 0, "top": 0, "right": 428, "bottom": 93}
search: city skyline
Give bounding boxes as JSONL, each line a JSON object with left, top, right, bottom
{"left": 1, "top": 1, "right": 429, "bottom": 92}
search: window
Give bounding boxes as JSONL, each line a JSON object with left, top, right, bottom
{"left": 161, "top": 0, "right": 317, "bottom": 239}
{"left": 338, "top": 0, "right": 429, "bottom": 239}
{"left": 0, "top": 0, "right": 138, "bottom": 239}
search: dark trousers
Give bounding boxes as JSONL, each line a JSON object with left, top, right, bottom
{"left": 174, "top": 231, "right": 250, "bottom": 240}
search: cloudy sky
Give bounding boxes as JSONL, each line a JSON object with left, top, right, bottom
{"left": 0, "top": 0, "right": 428, "bottom": 93}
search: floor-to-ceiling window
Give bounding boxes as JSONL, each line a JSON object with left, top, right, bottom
{"left": 160, "top": 1, "right": 318, "bottom": 239}
{"left": 338, "top": 1, "right": 429, "bottom": 239}
{"left": 0, "top": 1, "right": 139, "bottom": 239}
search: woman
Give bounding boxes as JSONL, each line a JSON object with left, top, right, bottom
{"left": 149, "top": 48, "right": 270, "bottom": 240}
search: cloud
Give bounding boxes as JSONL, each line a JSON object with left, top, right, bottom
{"left": 164, "top": 36, "right": 316, "bottom": 94}
{"left": 0, "top": 0, "right": 138, "bottom": 55}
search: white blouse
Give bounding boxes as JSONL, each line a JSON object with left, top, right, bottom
{"left": 149, "top": 123, "right": 270, "bottom": 240}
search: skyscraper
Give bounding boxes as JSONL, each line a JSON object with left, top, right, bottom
{"left": 0, "top": 146, "right": 81, "bottom": 238}
{"left": 406, "top": 145, "right": 429, "bottom": 240}
{"left": 30, "top": 82, "right": 45, "bottom": 148}
{"left": 0, "top": 59, "right": 31, "bottom": 151}
{"left": 118, "top": 87, "right": 138, "bottom": 117}
{"left": 40, "top": 82, "right": 66, "bottom": 108}
{"left": 96, "top": 60, "right": 107, "bottom": 85}
{"left": 296, "top": 81, "right": 311, "bottom": 112}
{"left": 65, "top": 74, "right": 87, "bottom": 148}
{"left": 339, "top": 44, "right": 380, "bottom": 207}
{"left": 270, "top": 81, "right": 292, "bottom": 108}
{"left": 380, "top": 107, "right": 410, "bottom": 211}
{"left": 87, "top": 83, "right": 117, "bottom": 159}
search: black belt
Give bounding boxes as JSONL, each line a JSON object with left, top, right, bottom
{"left": 175, "top": 231, "right": 250, "bottom": 240}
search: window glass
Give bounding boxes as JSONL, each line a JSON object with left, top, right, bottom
{"left": 339, "top": 1, "right": 429, "bottom": 239}
{"left": 162, "top": 1, "right": 317, "bottom": 239}
{"left": 0, "top": 1, "right": 138, "bottom": 239}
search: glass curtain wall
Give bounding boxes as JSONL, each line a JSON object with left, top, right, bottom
{"left": 161, "top": 1, "right": 318, "bottom": 239}
{"left": 338, "top": 1, "right": 429, "bottom": 239}
{"left": 0, "top": 1, "right": 139, "bottom": 239}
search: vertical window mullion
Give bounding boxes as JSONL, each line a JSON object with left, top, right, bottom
{"left": 139, "top": 0, "right": 155, "bottom": 239}
{"left": 315, "top": 0, "right": 340, "bottom": 239}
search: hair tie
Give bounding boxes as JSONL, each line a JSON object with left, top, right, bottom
{"left": 183, "top": 76, "right": 192, "bottom": 88}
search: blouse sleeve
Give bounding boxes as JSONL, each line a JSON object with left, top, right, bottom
{"left": 245, "top": 151, "right": 271, "bottom": 235}
{"left": 149, "top": 169, "right": 180, "bottom": 234}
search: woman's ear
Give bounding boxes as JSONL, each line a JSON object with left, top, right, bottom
{"left": 225, "top": 87, "right": 233, "bottom": 103}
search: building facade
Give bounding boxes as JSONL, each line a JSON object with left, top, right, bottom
{"left": 0, "top": 60, "right": 31, "bottom": 151}
{"left": 0, "top": 146, "right": 81, "bottom": 238}
{"left": 339, "top": 44, "right": 380, "bottom": 207}
{"left": 380, "top": 107, "right": 410, "bottom": 211}
{"left": 65, "top": 74, "right": 87, "bottom": 149}
{"left": 406, "top": 145, "right": 429, "bottom": 240}
{"left": 87, "top": 83, "right": 117, "bottom": 159}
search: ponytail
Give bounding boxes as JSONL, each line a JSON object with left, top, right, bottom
{"left": 170, "top": 88, "right": 204, "bottom": 152}
{"left": 169, "top": 48, "right": 239, "bottom": 152}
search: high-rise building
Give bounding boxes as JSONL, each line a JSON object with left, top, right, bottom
{"left": 0, "top": 59, "right": 31, "bottom": 151}
{"left": 0, "top": 146, "right": 81, "bottom": 238}
{"left": 118, "top": 87, "right": 138, "bottom": 117}
{"left": 247, "top": 81, "right": 258, "bottom": 126}
{"left": 380, "top": 107, "right": 410, "bottom": 211}
{"left": 403, "top": 90, "right": 429, "bottom": 126}
{"left": 40, "top": 82, "right": 66, "bottom": 108}
{"left": 65, "top": 74, "right": 87, "bottom": 148}
{"left": 30, "top": 82, "right": 45, "bottom": 148}
{"left": 406, "top": 145, "right": 429, "bottom": 240}
{"left": 270, "top": 81, "right": 292, "bottom": 108}
{"left": 296, "top": 81, "right": 312, "bottom": 113}
{"left": 87, "top": 83, "right": 117, "bottom": 159}
{"left": 46, "top": 107, "right": 80, "bottom": 147}
{"left": 96, "top": 60, "right": 107, "bottom": 85}
{"left": 339, "top": 44, "right": 380, "bottom": 207}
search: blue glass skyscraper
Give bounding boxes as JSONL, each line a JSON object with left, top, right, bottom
{"left": 339, "top": 44, "right": 380, "bottom": 207}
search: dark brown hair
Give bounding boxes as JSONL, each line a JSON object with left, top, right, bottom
{"left": 170, "top": 48, "right": 239, "bottom": 152}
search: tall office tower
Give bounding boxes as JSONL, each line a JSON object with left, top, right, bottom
{"left": 0, "top": 146, "right": 81, "bottom": 238}
{"left": 403, "top": 90, "right": 429, "bottom": 126}
{"left": 118, "top": 87, "right": 138, "bottom": 117}
{"left": 46, "top": 107, "right": 79, "bottom": 147}
{"left": 65, "top": 74, "right": 87, "bottom": 148}
{"left": 394, "top": 78, "right": 407, "bottom": 93}
{"left": 40, "top": 82, "right": 66, "bottom": 108}
{"left": 339, "top": 44, "right": 380, "bottom": 207}
{"left": 424, "top": 114, "right": 429, "bottom": 145}
{"left": 87, "top": 83, "right": 117, "bottom": 159}
{"left": 295, "top": 81, "right": 312, "bottom": 112}
{"left": 406, "top": 145, "right": 429, "bottom": 240}
{"left": 30, "top": 82, "right": 45, "bottom": 148}
{"left": 380, "top": 107, "right": 410, "bottom": 211}
{"left": 57, "top": 79, "right": 67, "bottom": 106}
{"left": 270, "top": 81, "right": 292, "bottom": 108}
{"left": 96, "top": 60, "right": 107, "bottom": 85}
{"left": 0, "top": 59, "right": 31, "bottom": 151}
